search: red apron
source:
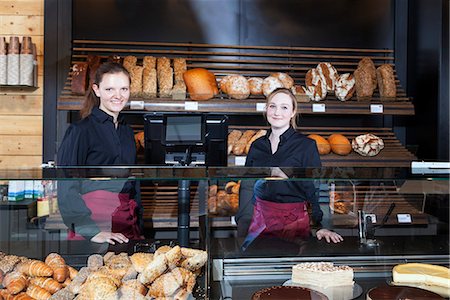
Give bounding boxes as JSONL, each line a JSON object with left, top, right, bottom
{"left": 246, "top": 197, "right": 311, "bottom": 242}
{"left": 68, "top": 190, "right": 142, "bottom": 240}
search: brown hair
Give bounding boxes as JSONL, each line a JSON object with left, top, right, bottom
{"left": 79, "top": 62, "right": 131, "bottom": 119}
{"left": 265, "top": 88, "right": 299, "bottom": 129}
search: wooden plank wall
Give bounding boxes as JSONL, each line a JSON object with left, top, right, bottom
{"left": 0, "top": 0, "right": 44, "bottom": 167}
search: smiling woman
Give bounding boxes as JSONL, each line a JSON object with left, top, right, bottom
{"left": 57, "top": 62, "right": 144, "bottom": 245}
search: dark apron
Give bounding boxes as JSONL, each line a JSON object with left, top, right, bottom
{"left": 68, "top": 190, "right": 142, "bottom": 240}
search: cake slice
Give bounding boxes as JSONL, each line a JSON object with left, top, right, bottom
{"left": 392, "top": 263, "right": 450, "bottom": 288}
{"left": 292, "top": 262, "right": 354, "bottom": 288}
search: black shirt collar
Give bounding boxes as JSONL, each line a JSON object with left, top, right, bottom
{"left": 91, "top": 106, "right": 125, "bottom": 124}
{"left": 265, "top": 126, "right": 296, "bottom": 145}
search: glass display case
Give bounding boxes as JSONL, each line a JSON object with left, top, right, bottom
{"left": 0, "top": 166, "right": 448, "bottom": 299}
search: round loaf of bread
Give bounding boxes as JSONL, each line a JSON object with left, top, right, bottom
{"left": 247, "top": 77, "right": 264, "bottom": 95}
{"left": 351, "top": 133, "right": 384, "bottom": 156}
{"left": 317, "top": 62, "right": 339, "bottom": 91}
{"left": 304, "top": 69, "right": 327, "bottom": 101}
{"left": 183, "top": 68, "right": 219, "bottom": 101}
{"left": 335, "top": 73, "right": 356, "bottom": 101}
{"left": 328, "top": 134, "right": 352, "bottom": 155}
{"left": 270, "top": 72, "right": 294, "bottom": 89}
{"left": 225, "top": 75, "right": 250, "bottom": 99}
{"left": 262, "top": 76, "right": 284, "bottom": 97}
{"left": 220, "top": 75, "right": 232, "bottom": 94}
{"left": 308, "top": 134, "right": 331, "bottom": 155}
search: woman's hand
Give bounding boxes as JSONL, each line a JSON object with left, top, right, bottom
{"left": 316, "top": 229, "right": 343, "bottom": 243}
{"left": 90, "top": 231, "right": 129, "bottom": 244}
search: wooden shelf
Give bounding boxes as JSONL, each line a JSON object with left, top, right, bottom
{"left": 58, "top": 40, "right": 414, "bottom": 115}
{"left": 228, "top": 126, "right": 417, "bottom": 167}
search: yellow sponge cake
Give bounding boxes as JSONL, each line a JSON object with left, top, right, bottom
{"left": 393, "top": 263, "right": 450, "bottom": 288}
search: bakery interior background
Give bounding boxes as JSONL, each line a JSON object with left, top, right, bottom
{"left": 43, "top": 0, "right": 448, "bottom": 162}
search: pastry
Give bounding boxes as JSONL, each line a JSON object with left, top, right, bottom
{"left": 335, "top": 73, "right": 355, "bottom": 101}
{"left": 245, "top": 129, "right": 267, "bottom": 154}
{"left": 26, "top": 284, "right": 52, "bottom": 300}
{"left": 3, "top": 271, "right": 27, "bottom": 294}
{"left": 183, "top": 68, "right": 219, "bottom": 100}
{"left": 138, "top": 255, "right": 167, "bottom": 285}
{"left": 45, "top": 253, "right": 69, "bottom": 283}
{"left": 16, "top": 260, "right": 53, "bottom": 277}
{"left": 71, "top": 63, "right": 88, "bottom": 95}
{"left": 376, "top": 64, "right": 396, "bottom": 99}
{"left": 354, "top": 57, "right": 377, "bottom": 100}
{"left": 393, "top": 263, "right": 450, "bottom": 289}
{"left": 247, "top": 77, "right": 264, "bottom": 95}
{"left": 328, "top": 134, "right": 352, "bottom": 155}
{"left": 351, "top": 133, "right": 384, "bottom": 156}
{"left": 316, "top": 62, "right": 339, "bottom": 92}
{"left": 231, "top": 182, "right": 240, "bottom": 195}
{"left": 270, "top": 72, "right": 294, "bottom": 89}
{"left": 225, "top": 181, "right": 237, "bottom": 194}
{"left": 165, "top": 245, "right": 182, "bottom": 269}
{"left": 0, "top": 255, "right": 21, "bottom": 274}
{"left": 292, "top": 262, "right": 354, "bottom": 288}
{"left": 227, "top": 130, "right": 243, "bottom": 155}
{"left": 232, "top": 130, "right": 256, "bottom": 156}
{"left": 209, "top": 184, "right": 218, "bottom": 197}
{"left": 307, "top": 134, "right": 331, "bottom": 155}
{"left": 262, "top": 76, "right": 284, "bottom": 97}
{"left": 130, "top": 253, "right": 153, "bottom": 273}
{"left": 224, "top": 75, "right": 250, "bottom": 99}
{"left": 87, "top": 254, "right": 104, "bottom": 271}
{"left": 367, "top": 286, "right": 444, "bottom": 300}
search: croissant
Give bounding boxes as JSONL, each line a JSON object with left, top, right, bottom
{"left": 67, "top": 266, "right": 78, "bottom": 280}
{"left": 26, "top": 284, "right": 51, "bottom": 300}
{"left": 45, "top": 253, "right": 69, "bottom": 283}
{"left": 3, "top": 271, "right": 27, "bottom": 295}
{"left": 62, "top": 277, "right": 71, "bottom": 288}
{"left": 6, "top": 292, "right": 34, "bottom": 300}
{"left": 0, "top": 269, "right": 4, "bottom": 286}
{"left": 29, "top": 277, "right": 62, "bottom": 294}
{"left": 16, "top": 260, "right": 53, "bottom": 277}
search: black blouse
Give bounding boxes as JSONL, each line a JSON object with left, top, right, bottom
{"left": 245, "top": 126, "right": 323, "bottom": 223}
{"left": 57, "top": 107, "right": 139, "bottom": 239}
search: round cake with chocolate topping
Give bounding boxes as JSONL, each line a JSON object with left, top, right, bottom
{"left": 367, "top": 286, "right": 444, "bottom": 300}
{"left": 252, "top": 286, "right": 328, "bottom": 300}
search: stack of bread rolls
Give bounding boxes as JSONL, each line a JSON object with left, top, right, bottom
{"left": 228, "top": 129, "right": 267, "bottom": 156}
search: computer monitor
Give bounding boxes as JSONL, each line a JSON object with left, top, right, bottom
{"left": 162, "top": 114, "right": 205, "bottom": 146}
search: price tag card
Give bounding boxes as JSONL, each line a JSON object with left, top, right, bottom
{"left": 256, "top": 103, "right": 266, "bottom": 112}
{"left": 370, "top": 104, "right": 384, "bottom": 113}
{"left": 234, "top": 156, "right": 247, "bottom": 166}
{"left": 365, "top": 213, "right": 377, "bottom": 223}
{"left": 397, "top": 213, "right": 412, "bottom": 223}
{"left": 312, "top": 103, "right": 326, "bottom": 112}
{"left": 130, "top": 101, "right": 145, "bottom": 110}
{"left": 231, "top": 216, "right": 237, "bottom": 226}
{"left": 184, "top": 101, "right": 198, "bottom": 111}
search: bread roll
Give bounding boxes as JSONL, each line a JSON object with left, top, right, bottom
{"left": 317, "top": 62, "right": 339, "bottom": 92}
{"left": 142, "top": 67, "right": 157, "bottom": 98}
{"left": 262, "top": 76, "right": 284, "bottom": 97}
{"left": 130, "top": 253, "right": 153, "bottom": 273}
{"left": 219, "top": 75, "right": 232, "bottom": 94}
{"left": 307, "top": 134, "right": 331, "bottom": 155}
{"left": 270, "top": 72, "right": 294, "bottom": 89}
{"left": 376, "top": 64, "right": 396, "bottom": 99}
{"left": 354, "top": 57, "right": 377, "bottom": 100}
{"left": 245, "top": 129, "right": 267, "bottom": 154}
{"left": 335, "top": 73, "right": 355, "bottom": 101}
{"left": 183, "top": 68, "right": 218, "bottom": 100}
{"left": 225, "top": 75, "right": 250, "bottom": 99}
{"left": 227, "top": 130, "right": 243, "bottom": 155}
{"left": 248, "top": 77, "right": 263, "bottom": 95}
{"left": 225, "top": 182, "right": 237, "bottom": 194}
{"left": 328, "top": 134, "right": 352, "bottom": 155}
{"left": 130, "top": 66, "right": 143, "bottom": 98}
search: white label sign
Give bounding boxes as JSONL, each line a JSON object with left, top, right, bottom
{"left": 130, "top": 101, "right": 145, "bottom": 110}
{"left": 234, "top": 156, "right": 247, "bottom": 166}
{"left": 365, "top": 213, "right": 377, "bottom": 223}
{"left": 312, "top": 103, "right": 326, "bottom": 112}
{"left": 256, "top": 103, "right": 266, "bottom": 112}
{"left": 184, "top": 101, "right": 198, "bottom": 111}
{"left": 370, "top": 104, "right": 384, "bottom": 113}
{"left": 397, "top": 213, "right": 412, "bottom": 223}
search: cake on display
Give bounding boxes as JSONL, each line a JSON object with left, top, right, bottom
{"left": 292, "top": 262, "right": 354, "bottom": 288}
{"left": 252, "top": 286, "right": 328, "bottom": 300}
{"left": 367, "top": 286, "right": 444, "bottom": 300}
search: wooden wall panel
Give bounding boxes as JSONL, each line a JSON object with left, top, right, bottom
{"left": 0, "top": 0, "right": 44, "bottom": 168}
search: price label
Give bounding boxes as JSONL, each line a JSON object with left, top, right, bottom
{"left": 397, "top": 213, "right": 412, "bottom": 223}
{"left": 370, "top": 104, "right": 384, "bottom": 113}
{"left": 231, "top": 216, "right": 237, "bottom": 226}
{"left": 130, "top": 101, "right": 145, "bottom": 110}
{"left": 365, "top": 213, "right": 377, "bottom": 223}
{"left": 256, "top": 103, "right": 266, "bottom": 112}
{"left": 312, "top": 103, "right": 326, "bottom": 112}
{"left": 184, "top": 101, "right": 198, "bottom": 111}
{"left": 234, "top": 156, "right": 247, "bottom": 166}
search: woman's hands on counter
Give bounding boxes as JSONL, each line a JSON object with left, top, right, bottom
{"left": 316, "top": 229, "right": 343, "bottom": 243}
{"left": 90, "top": 231, "right": 129, "bottom": 244}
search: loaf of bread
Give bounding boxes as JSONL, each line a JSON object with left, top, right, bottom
{"left": 172, "top": 81, "right": 187, "bottom": 100}
{"left": 227, "top": 130, "right": 243, "bottom": 155}
{"left": 232, "top": 130, "right": 256, "bottom": 156}
{"left": 335, "top": 73, "right": 356, "bottom": 101}
{"left": 87, "top": 55, "right": 101, "bottom": 87}
{"left": 130, "top": 66, "right": 144, "bottom": 98}
{"left": 328, "top": 134, "right": 352, "bottom": 155}
{"left": 225, "top": 75, "right": 250, "bottom": 99}
{"left": 376, "top": 64, "right": 396, "bottom": 99}
{"left": 183, "top": 68, "right": 219, "bottom": 100}
{"left": 262, "top": 76, "right": 284, "bottom": 97}
{"left": 142, "top": 67, "right": 157, "bottom": 98}
{"left": 352, "top": 133, "right": 384, "bottom": 156}
{"left": 354, "top": 57, "right": 377, "bottom": 100}
{"left": 245, "top": 129, "right": 267, "bottom": 154}
{"left": 123, "top": 56, "right": 137, "bottom": 74}
{"left": 156, "top": 57, "right": 171, "bottom": 71}
{"left": 173, "top": 58, "right": 187, "bottom": 84}
{"left": 304, "top": 68, "right": 327, "bottom": 101}
{"left": 248, "top": 77, "right": 263, "bottom": 95}
{"left": 291, "top": 85, "right": 309, "bottom": 102}
{"left": 308, "top": 134, "right": 331, "bottom": 155}
{"left": 71, "top": 63, "right": 88, "bottom": 95}
{"left": 317, "top": 62, "right": 339, "bottom": 92}
{"left": 158, "top": 67, "right": 173, "bottom": 98}
{"left": 270, "top": 72, "right": 294, "bottom": 89}
{"left": 143, "top": 56, "right": 156, "bottom": 70}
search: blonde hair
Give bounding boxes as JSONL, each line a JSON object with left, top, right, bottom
{"left": 265, "top": 88, "right": 299, "bottom": 129}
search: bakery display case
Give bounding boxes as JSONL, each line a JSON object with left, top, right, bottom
{"left": 0, "top": 166, "right": 448, "bottom": 299}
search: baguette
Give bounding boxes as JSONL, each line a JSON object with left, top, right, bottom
{"left": 245, "top": 129, "right": 267, "bottom": 154}
{"left": 227, "top": 130, "right": 243, "bottom": 155}
{"left": 232, "top": 130, "right": 256, "bottom": 156}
